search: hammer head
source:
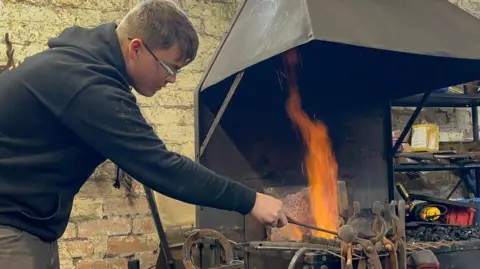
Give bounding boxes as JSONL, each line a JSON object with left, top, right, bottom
{"left": 407, "top": 250, "right": 439, "bottom": 269}
{"left": 338, "top": 225, "right": 358, "bottom": 243}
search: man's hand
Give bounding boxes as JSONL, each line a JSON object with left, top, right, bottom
{"left": 249, "top": 192, "right": 288, "bottom": 228}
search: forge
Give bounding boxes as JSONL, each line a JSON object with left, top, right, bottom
{"left": 184, "top": 0, "right": 480, "bottom": 268}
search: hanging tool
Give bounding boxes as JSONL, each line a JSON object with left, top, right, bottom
{"left": 338, "top": 223, "right": 383, "bottom": 269}
{"left": 286, "top": 216, "right": 339, "bottom": 237}
{"left": 372, "top": 202, "right": 399, "bottom": 269}
{"left": 396, "top": 183, "right": 446, "bottom": 222}
{"left": 0, "top": 33, "right": 16, "bottom": 74}
{"left": 407, "top": 250, "right": 439, "bottom": 269}
{"left": 390, "top": 200, "right": 407, "bottom": 269}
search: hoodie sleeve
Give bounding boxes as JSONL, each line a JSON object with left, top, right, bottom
{"left": 60, "top": 81, "right": 257, "bottom": 215}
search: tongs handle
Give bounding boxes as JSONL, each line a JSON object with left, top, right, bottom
{"left": 286, "top": 216, "right": 338, "bottom": 236}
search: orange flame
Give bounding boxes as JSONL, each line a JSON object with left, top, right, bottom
{"left": 284, "top": 49, "right": 339, "bottom": 239}
{"left": 293, "top": 226, "right": 303, "bottom": 240}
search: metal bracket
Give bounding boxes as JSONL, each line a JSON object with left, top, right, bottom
{"left": 388, "top": 91, "right": 431, "bottom": 201}
{"left": 199, "top": 71, "right": 244, "bottom": 158}
{"left": 391, "top": 91, "right": 432, "bottom": 155}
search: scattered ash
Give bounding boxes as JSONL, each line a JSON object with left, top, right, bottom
{"left": 406, "top": 225, "right": 480, "bottom": 243}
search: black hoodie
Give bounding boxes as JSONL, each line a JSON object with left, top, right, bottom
{"left": 0, "top": 23, "right": 256, "bottom": 242}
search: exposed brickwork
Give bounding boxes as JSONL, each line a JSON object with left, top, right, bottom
{"left": 76, "top": 258, "right": 128, "bottom": 269}
{"left": 0, "top": 0, "right": 240, "bottom": 267}
{"left": 53, "top": 163, "right": 161, "bottom": 268}
{"left": 392, "top": 107, "right": 474, "bottom": 143}
{"left": 106, "top": 234, "right": 159, "bottom": 255}
{"left": 133, "top": 217, "right": 156, "bottom": 234}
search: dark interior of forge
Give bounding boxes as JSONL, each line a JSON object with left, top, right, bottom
{"left": 195, "top": 44, "right": 414, "bottom": 241}
{"left": 195, "top": 42, "right": 480, "bottom": 241}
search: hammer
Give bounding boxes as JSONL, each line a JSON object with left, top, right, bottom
{"left": 407, "top": 250, "right": 439, "bottom": 269}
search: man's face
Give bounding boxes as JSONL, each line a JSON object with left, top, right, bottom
{"left": 125, "top": 38, "right": 185, "bottom": 97}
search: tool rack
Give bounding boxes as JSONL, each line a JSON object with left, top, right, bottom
{"left": 387, "top": 91, "right": 480, "bottom": 200}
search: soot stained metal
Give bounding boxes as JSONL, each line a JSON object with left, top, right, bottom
{"left": 181, "top": 200, "right": 459, "bottom": 269}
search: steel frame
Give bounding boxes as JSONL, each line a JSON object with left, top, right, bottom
{"left": 387, "top": 91, "right": 480, "bottom": 201}
{"left": 198, "top": 71, "right": 244, "bottom": 158}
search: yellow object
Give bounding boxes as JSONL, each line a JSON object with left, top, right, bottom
{"left": 396, "top": 182, "right": 415, "bottom": 209}
{"left": 419, "top": 206, "right": 441, "bottom": 221}
{"left": 396, "top": 182, "right": 409, "bottom": 200}
{"left": 410, "top": 124, "right": 439, "bottom": 152}
{"left": 395, "top": 182, "right": 441, "bottom": 222}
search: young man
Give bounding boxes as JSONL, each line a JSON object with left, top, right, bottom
{"left": 0, "top": 0, "right": 287, "bottom": 268}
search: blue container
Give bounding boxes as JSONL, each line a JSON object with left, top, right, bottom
{"left": 458, "top": 198, "right": 480, "bottom": 225}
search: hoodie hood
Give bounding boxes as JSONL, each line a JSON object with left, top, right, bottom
{"left": 47, "top": 23, "right": 128, "bottom": 79}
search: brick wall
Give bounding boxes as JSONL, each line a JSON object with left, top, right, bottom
{"left": 0, "top": 0, "right": 240, "bottom": 268}
{"left": 60, "top": 162, "right": 159, "bottom": 268}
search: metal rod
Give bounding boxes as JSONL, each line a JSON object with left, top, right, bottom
{"left": 199, "top": 71, "right": 244, "bottom": 157}
{"left": 208, "top": 264, "right": 244, "bottom": 269}
{"left": 194, "top": 0, "right": 248, "bottom": 94}
{"left": 472, "top": 104, "right": 480, "bottom": 197}
{"left": 286, "top": 216, "right": 338, "bottom": 236}
{"left": 461, "top": 171, "right": 477, "bottom": 195}
{"left": 395, "top": 163, "right": 480, "bottom": 172}
{"left": 446, "top": 179, "right": 462, "bottom": 200}
{"left": 473, "top": 104, "right": 478, "bottom": 141}
{"left": 144, "top": 185, "right": 176, "bottom": 269}
{"left": 251, "top": 246, "right": 391, "bottom": 259}
{"left": 287, "top": 247, "right": 310, "bottom": 269}
{"left": 391, "top": 91, "right": 432, "bottom": 154}
{"left": 384, "top": 100, "right": 396, "bottom": 202}
{"left": 193, "top": 0, "right": 248, "bottom": 161}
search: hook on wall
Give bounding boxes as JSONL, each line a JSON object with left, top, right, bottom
{"left": 0, "top": 33, "right": 17, "bottom": 74}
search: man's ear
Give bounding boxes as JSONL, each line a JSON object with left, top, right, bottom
{"left": 128, "top": 39, "right": 142, "bottom": 59}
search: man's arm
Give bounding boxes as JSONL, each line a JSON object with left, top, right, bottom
{"left": 60, "top": 81, "right": 256, "bottom": 215}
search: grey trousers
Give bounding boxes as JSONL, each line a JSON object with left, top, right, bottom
{"left": 0, "top": 225, "right": 59, "bottom": 269}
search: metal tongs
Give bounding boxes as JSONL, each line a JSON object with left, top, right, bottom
{"left": 286, "top": 216, "right": 339, "bottom": 237}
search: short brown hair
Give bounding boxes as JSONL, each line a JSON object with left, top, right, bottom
{"left": 117, "top": 0, "right": 199, "bottom": 64}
